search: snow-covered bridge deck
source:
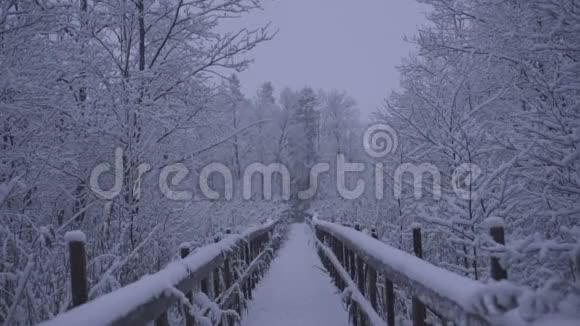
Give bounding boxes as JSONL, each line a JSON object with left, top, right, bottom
{"left": 242, "top": 223, "right": 349, "bottom": 326}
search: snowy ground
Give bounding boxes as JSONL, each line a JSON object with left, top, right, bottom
{"left": 241, "top": 223, "right": 350, "bottom": 326}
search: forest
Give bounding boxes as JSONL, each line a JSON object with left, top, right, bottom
{"left": 1, "top": 0, "right": 579, "bottom": 325}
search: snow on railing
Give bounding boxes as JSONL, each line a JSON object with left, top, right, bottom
{"left": 311, "top": 218, "right": 539, "bottom": 326}
{"left": 40, "top": 220, "right": 282, "bottom": 326}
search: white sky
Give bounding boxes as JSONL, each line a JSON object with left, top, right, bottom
{"left": 222, "top": 0, "right": 429, "bottom": 117}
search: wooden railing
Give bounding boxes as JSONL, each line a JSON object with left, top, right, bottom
{"left": 311, "top": 219, "right": 501, "bottom": 326}
{"left": 41, "top": 220, "right": 284, "bottom": 326}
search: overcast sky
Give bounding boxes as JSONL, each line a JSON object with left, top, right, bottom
{"left": 222, "top": 0, "right": 428, "bottom": 117}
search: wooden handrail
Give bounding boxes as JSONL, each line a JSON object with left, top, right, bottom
{"left": 312, "top": 219, "right": 491, "bottom": 326}
{"left": 40, "top": 220, "right": 281, "bottom": 326}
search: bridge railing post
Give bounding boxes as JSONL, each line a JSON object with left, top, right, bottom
{"left": 239, "top": 240, "right": 246, "bottom": 300}
{"left": 412, "top": 224, "right": 426, "bottom": 326}
{"left": 180, "top": 245, "right": 195, "bottom": 326}
{"left": 489, "top": 223, "right": 508, "bottom": 280}
{"left": 244, "top": 241, "right": 252, "bottom": 299}
{"left": 348, "top": 245, "right": 356, "bottom": 280}
{"left": 223, "top": 255, "right": 235, "bottom": 326}
{"left": 337, "top": 239, "right": 345, "bottom": 290}
{"left": 368, "top": 230, "right": 378, "bottom": 311}
{"left": 250, "top": 239, "right": 256, "bottom": 291}
{"left": 213, "top": 235, "right": 221, "bottom": 300}
{"left": 219, "top": 229, "right": 237, "bottom": 326}
{"left": 344, "top": 246, "right": 350, "bottom": 276}
{"left": 356, "top": 252, "right": 367, "bottom": 326}
{"left": 334, "top": 233, "right": 340, "bottom": 287}
{"left": 200, "top": 277, "right": 209, "bottom": 296}
{"left": 66, "top": 231, "right": 88, "bottom": 308}
{"left": 334, "top": 236, "right": 345, "bottom": 290}
{"left": 384, "top": 277, "right": 395, "bottom": 326}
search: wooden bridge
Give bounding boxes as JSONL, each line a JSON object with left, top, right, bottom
{"left": 39, "top": 217, "right": 567, "bottom": 326}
